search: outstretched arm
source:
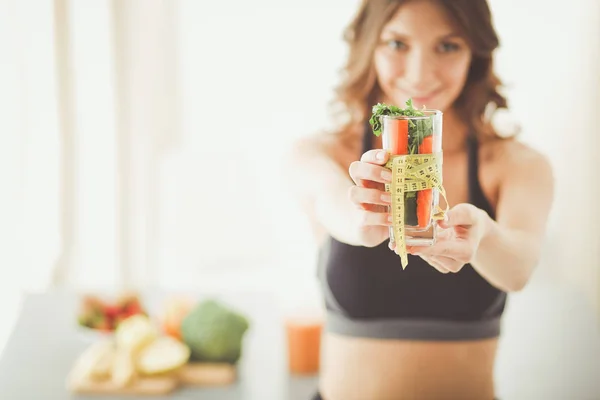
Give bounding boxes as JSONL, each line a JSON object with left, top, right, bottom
{"left": 405, "top": 146, "right": 554, "bottom": 292}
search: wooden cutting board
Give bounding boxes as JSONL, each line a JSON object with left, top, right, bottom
{"left": 67, "top": 374, "right": 179, "bottom": 396}
{"left": 67, "top": 362, "right": 237, "bottom": 395}
{"left": 178, "top": 362, "right": 237, "bottom": 386}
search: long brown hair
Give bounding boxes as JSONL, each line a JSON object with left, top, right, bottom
{"left": 330, "top": 0, "right": 510, "bottom": 142}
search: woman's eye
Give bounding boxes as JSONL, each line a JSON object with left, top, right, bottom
{"left": 438, "top": 42, "right": 460, "bottom": 53}
{"left": 386, "top": 40, "right": 408, "bottom": 51}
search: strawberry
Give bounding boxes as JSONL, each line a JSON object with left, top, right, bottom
{"left": 123, "top": 302, "right": 143, "bottom": 318}
{"left": 104, "top": 304, "right": 120, "bottom": 319}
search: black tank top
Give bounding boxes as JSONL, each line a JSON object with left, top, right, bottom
{"left": 317, "top": 124, "right": 507, "bottom": 340}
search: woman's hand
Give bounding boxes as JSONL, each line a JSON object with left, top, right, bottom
{"left": 396, "top": 203, "right": 492, "bottom": 274}
{"left": 347, "top": 149, "right": 394, "bottom": 247}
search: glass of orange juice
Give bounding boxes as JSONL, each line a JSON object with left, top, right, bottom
{"left": 285, "top": 313, "right": 323, "bottom": 375}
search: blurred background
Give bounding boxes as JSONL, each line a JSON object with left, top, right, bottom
{"left": 0, "top": 0, "right": 599, "bottom": 398}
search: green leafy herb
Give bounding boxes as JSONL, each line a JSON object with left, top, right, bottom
{"left": 369, "top": 98, "right": 434, "bottom": 203}
{"left": 369, "top": 98, "right": 423, "bottom": 136}
{"left": 369, "top": 98, "right": 433, "bottom": 151}
{"left": 408, "top": 118, "right": 433, "bottom": 155}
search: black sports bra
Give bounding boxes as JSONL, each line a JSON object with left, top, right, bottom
{"left": 317, "top": 124, "right": 506, "bottom": 340}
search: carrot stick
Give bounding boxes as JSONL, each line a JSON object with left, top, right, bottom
{"left": 417, "top": 135, "right": 433, "bottom": 228}
{"left": 387, "top": 119, "right": 414, "bottom": 225}
{"left": 388, "top": 119, "right": 409, "bottom": 155}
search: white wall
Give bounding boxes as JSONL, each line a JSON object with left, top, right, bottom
{"left": 0, "top": 0, "right": 61, "bottom": 353}
{"left": 155, "top": 0, "right": 361, "bottom": 295}
{"left": 490, "top": 0, "right": 600, "bottom": 313}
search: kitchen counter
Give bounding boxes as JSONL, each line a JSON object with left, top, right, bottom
{"left": 0, "top": 292, "right": 319, "bottom": 400}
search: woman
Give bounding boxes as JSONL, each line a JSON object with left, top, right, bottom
{"left": 288, "top": 0, "right": 554, "bottom": 399}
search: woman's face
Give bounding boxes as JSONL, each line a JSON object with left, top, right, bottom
{"left": 373, "top": 0, "right": 472, "bottom": 111}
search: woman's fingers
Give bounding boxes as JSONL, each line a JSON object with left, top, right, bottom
{"left": 348, "top": 186, "right": 391, "bottom": 207}
{"left": 414, "top": 240, "right": 473, "bottom": 264}
{"left": 360, "top": 149, "right": 390, "bottom": 164}
{"left": 361, "top": 203, "right": 388, "bottom": 213}
{"left": 439, "top": 203, "right": 480, "bottom": 228}
{"left": 429, "top": 255, "right": 465, "bottom": 273}
{"left": 408, "top": 240, "right": 469, "bottom": 273}
{"left": 348, "top": 161, "right": 392, "bottom": 186}
{"left": 420, "top": 255, "right": 450, "bottom": 274}
{"left": 394, "top": 244, "right": 463, "bottom": 273}
{"left": 355, "top": 209, "right": 392, "bottom": 227}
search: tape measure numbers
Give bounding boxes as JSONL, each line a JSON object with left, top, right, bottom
{"left": 384, "top": 152, "right": 448, "bottom": 269}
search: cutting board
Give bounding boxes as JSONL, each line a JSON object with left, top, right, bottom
{"left": 178, "top": 362, "right": 237, "bottom": 386}
{"left": 67, "top": 374, "right": 178, "bottom": 396}
{"left": 67, "top": 362, "right": 237, "bottom": 395}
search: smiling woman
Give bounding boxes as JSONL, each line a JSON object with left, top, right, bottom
{"left": 332, "top": 0, "right": 508, "bottom": 148}
{"left": 374, "top": 4, "right": 472, "bottom": 110}
{"left": 288, "top": 0, "right": 554, "bottom": 399}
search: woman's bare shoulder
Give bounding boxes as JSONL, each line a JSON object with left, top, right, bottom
{"left": 292, "top": 130, "right": 337, "bottom": 155}
{"left": 481, "top": 137, "right": 553, "bottom": 182}
{"left": 289, "top": 124, "right": 361, "bottom": 165}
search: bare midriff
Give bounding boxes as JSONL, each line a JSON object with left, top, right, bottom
{"left": 319, "top": 332, "right": 498, "bottom": 400}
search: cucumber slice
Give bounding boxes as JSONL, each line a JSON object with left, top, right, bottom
{"left": 115, "top": 315, "right": 157, "bottom": 352}
{"left": 137, "top": 336, "right": 191, "bottom": 375}
{"left": 72, "top": 340, "right": 115, "bottom": 380}
{"left": 111, "top": 349, "right": 135, "bottom": 387}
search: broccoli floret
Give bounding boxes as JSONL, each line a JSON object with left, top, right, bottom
{"left": 181, "top": 299, "right": 250, "bottom": 364}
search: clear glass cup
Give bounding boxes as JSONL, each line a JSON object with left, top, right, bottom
{"left": 380, "top": 110, "right": 443, "bottom": 246}
{"left": 285, "top": 313, "right": 322, "bottom": 375}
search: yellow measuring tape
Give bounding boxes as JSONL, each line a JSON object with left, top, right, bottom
{"left": 384, "top": 153, "right": 449, "bottom": 269}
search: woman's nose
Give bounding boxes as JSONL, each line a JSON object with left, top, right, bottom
{"left": 403, "top": 48, "right": 437, "bottom": 90}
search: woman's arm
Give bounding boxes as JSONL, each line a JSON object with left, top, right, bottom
{"left": 471, "top": 148, "right": 554, "bottom": 292}
{"left": 284, "top": 135, "right": 392, "bottom": 247}
{"left": 406, "top": 143, "right": 555, "bottom": 292}
{"left": 284, "top": 135, "right": 358, "bottom": 245}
